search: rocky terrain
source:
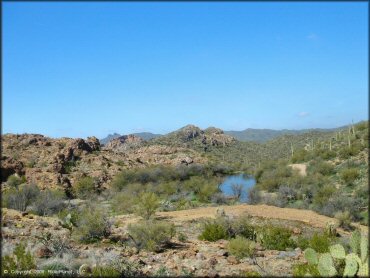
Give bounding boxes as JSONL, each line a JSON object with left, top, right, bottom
{"left": 4, "top": 203, "right": 366, "bottom": 277}
{"left": 1, "top": 133, "right": 206, "bottom": 193}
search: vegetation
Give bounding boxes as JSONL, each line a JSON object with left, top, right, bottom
{"left": 294, "top": 230, "right": 369, "bottom": 276}
{"left": 73, "top": 206, "right": 111, "bottom": 243}
{"left": 128, "top": 220, "right": 175, "bottom": 252}
{"left": 257, "top": 225, "right": 296, "bottom": 251}
{"left": 1, "top": 242, "right": 36, "bottom": 272}
{"left": 228, "top": 236, "right": 256, "bottom": 259}
{"left": 74, "top": 176, "right": 96, "bottom": 199}
{"left": 251, "top": 121, "right": 368, "bottom": 225}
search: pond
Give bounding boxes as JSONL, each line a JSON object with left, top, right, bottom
{"left": 219, "top": 174, "right": 256, "bottom": 203}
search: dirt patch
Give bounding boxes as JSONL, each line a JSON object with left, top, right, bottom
{"left": 288, "top": 163, "right": 307, "bottom": 176}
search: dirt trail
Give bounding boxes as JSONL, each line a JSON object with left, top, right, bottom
{"left": 156, "top": 204, "right": 367, "bottom": 234}
{"left": 288, "top": 163, "right": 307, "bottom": 176}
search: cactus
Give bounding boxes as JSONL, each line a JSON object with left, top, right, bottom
{"left": 304, "top": 248, "right": 318, "bottom": 265}
{"left": 300, "top": 231, "right": 369, "bottom": 277}
{"left": 360, "top": 234, "right": 368, "bottom": 262}
{"left": 343, "top": 254, "right": 359, "bottom": 277}
{"left": 358, "top": 262, "right": 368, "bottom": 277}
{"left": 350, "top": 230, "right": 361, "bottom": 255}
{"left": 317, "top": 253, "right": 337, "bottom": 277}
{"left": 329, "top": 244, "right": 345, "bottom": 259}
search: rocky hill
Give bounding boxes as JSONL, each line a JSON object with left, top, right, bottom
{"left": 1, "top": 133, "right": 205, "bottom": 193}
{"left": 100, "top": 132, "right": 161, "bottom": 145}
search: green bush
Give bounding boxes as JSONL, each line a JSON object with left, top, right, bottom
{"left": 73, "top": 206, "right": 111, "bottom": 243}
{"left": 308, "top": 233, "right": 334, "bottom": 253}
{"left": 91, "top": 258, "right": 142, "bottom": 277}
{"left": 335, "top": 211, "right": 353, "bottom": 231}
{"left": 199, "top": 219, "right": 229, "bottom": 241}
{"left": 74, "top": 177, "right": 96, "bottom": 199}
{"left": 258, "top": 225, "right": 296, "bottom": 250}
{"left": 6, "top": 175, "right": 27, "bottom": 188}
{"left": 111, "top": 192, "right": 136, "bottom": 215}
{"left": 32, "top": 189, "right": 66, "bottom": 216}
{"left": 340, "top": 168, "right": 360, "bottom": 185}
{"left": 228, "top": 236, "right": 256, "bottom": 259}
{"left": 292, "top": 263, "right": 319, "bottom": 277}
{"left": 291, "top": 149, "right": 309, "bottom": 163}
{"left": 3, "top": 184, "right": 40, "bottom": 212}
{"left": 128, "top": 220, "right": 175, "bottom": 252}
{"left": 1, "top": 242, "right": 36, "bottom": 272}
{"left": 308, "top": 160, "right": 335, "bottom": 176}
{"left": 135, "top": 192, "right": 160, "bottom": 219}
{"left": 231, "top": 216, "right": 257, "bottom": 241}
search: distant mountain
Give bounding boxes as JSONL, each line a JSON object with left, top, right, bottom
{"left": 100, "top": 132, "right": 161, "bottom": 145}
{"left": 224, "top": 127, "right": 343, "bottom": 143}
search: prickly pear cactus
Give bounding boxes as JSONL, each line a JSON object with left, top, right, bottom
{"left": 329, "top": 244, "right": 346, "bottom": 259}
{"left": 304, "top": 248, "right": 318, "bottom": 265}
{"left": 360, "top": 235, "right": 368, "bottom": 263}
{"left": 358, "top": 262, "right": 368, "bottom": 277}
{"left": 350, "top": 230, "right": 361, "bottom": 255}
{"left": 317, "top": 253, "right": 337, "bottom": 277}
{"left": 343, "top": 254, "right": 359, "bottom": 277}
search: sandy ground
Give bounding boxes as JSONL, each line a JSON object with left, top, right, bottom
{"left": 288, "top": 164, "right": 307, "bottom": 176}
{"left": 115, "top": 203, "right": 367, "bottom": 234}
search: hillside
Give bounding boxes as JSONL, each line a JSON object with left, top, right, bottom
{"left": 225, "top": 127, "right": 343, "bottom": 143}
{"left": 100, "top": 132, "right": 161, "bottom": 145}
{"left": 251, "top": 121, "right": 369, "bottom": 225}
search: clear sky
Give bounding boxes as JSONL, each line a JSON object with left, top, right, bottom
{"left": 3, "top": 2, "right": 368, "bottom": 138}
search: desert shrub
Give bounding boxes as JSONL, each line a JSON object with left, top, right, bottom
{"left": 42, "top": 262, "right": 70, "bottom": 272}
{"left": 258, "top": 225, "right": 295, "bottom": 250}
{"left": 177, "top": 232, "right": 188, "bottom": 242}
{"left": 340, "top": 168, "right": 360, "bottom": 185}
{"left": 231, "top": 183, "right": 244, "bottom": 200}
{"left": 228, "top": 236, "right": 256, "bottom": 259}
{"left": 58, "top": 207, "right": 80, "bottom": 228}
{"left": 1, "top": 242, "right": 36, "bottom": 272}
{"left": 291, "top": 149, "right": 309, "bottom": 163}
{"left": 64, "top": 160, "right": 76, "bottom": 174}
{"left": 128, "top": 220, "right": 175, "bottom": 252}
{"left": 307, "top": 160, "right": 335, "bottom": 176}
{"left": 36, "top": 232, "right": 71, "bottom": 258}
{"left": 247, "top": 187, "right": 261, "bottom": 204}
{"left": 32, "top": 189, "right": 66, "bottom": 216}
{"left": 73, "top": 206, "right": 111, "bottom": 243}
{"left": 199, "top": 219, "right": 229, "bottom": 241}
{"left": 312, "top": 184, "right": 336, "bottom": 208}
{"left": 335, "top": 211, "right": 353, "bottom": 231}
{"left": 135, "top": 192, "right": 160, "bottom": 219}
{"left": 296, "top": 236, "right": 310, "bottom": 250}
{"left": 3, "top": 184, "right": 40, "bottom": 212}
{"left": 258, "top": 178, "right": 280, "bottom": 192}
{"left": 231, "top": 216, "right": 257, "bottom": 241}
{"left": 211, "top": 192, "right": 229, "bottom": 204}
{"left": 339, "top": 145, "right": 361, "bottom": 159}
{"left": 277, "top": 185, "right": 298, "bottom": 204}
{"left": 7, "top": 175, "right": 27, "bottom": 188}
{"left": 315, "top": 149, "right": 336, "bottom": 160}
{"left": 74, "top": 176, "right": 96, "bottom": 199}
{"left": 307, "top": 233, "right": 333, "bottom": 253}
{"left": 292, "top": 263, "right": 319, "bottom": 277}
{"left": 91, "top": 258, "right": 143, "bottom": 277}
{"left": 91, "top": 266, "right": 120, "bottom": 277}
{"left": 111, "top": 192, "right": 136, "bottom": 215}
{"left": 197, "top": 180, "right": 218, "bottom": 202}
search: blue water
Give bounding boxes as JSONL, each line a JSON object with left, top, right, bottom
{"left": 219, "top": 174, "right": 256, "bottom": 203}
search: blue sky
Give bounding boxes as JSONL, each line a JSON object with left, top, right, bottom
{"left": 3, "top": 2, "right": 368, "bottom": 138}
